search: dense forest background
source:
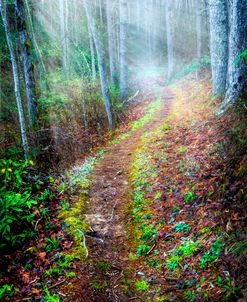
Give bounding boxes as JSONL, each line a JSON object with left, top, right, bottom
{"left": 1, "top": 0, "right": 245, "bottom": 164}
{"left": 0, "top": 0, "right": 246, "bottom": 301}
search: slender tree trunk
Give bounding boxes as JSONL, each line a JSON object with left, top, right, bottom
{"left": 209, "top": 0, "right": 228, "bottom": 95}
{"left": 196, "top": 0, "right": 202, "bottom": 59}
{"left": 23, "top": 0, "right": 49, "bottom": 95}
{"left": 60, "top": 0, "right": 69, "bottom": 79}
{"left": 15, "top": 0, "right": 37, "bottom": 127}
{"left": 87, "top": 22, "right": 96, "bottom": 81}
{"left": 83, "top": 0, "right": 115, "bottom": 130}
{"left": 65, "top": 0, "right": 70, "bottom": 76}
{"left": 81, "top": 72, "right": 88, "bottom": 131}
{"left": 106, "top": 0, "right": 118, "bottom": 86}
{"left": 0, "top": 0, "right": 29, "bottom": 159}
{"left": 165, "top": 0, "right": 174, "bottom": 80}
{"left": 119, "top": 0, "right": 128, "bottom": 100}
{"left": 218, "top": 0, "right": 247, "bottom": 113}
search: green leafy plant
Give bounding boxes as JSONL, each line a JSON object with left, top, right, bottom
{"left": 61, "top": 200, "right": 70, "bottom": 210}
{"left": 184, "top": 191, "right": 196, "bottom": 203}
{"left": 137, "top": 244, "right": 151, "bottom": 257}
{"left": 0, "top": 159, "right": 53, "bottom": 248}
{"left": 216, "top": 276, "right": 242, "bottom": 301}
{"left": 140, "top": 228, "right": 158, "bottom": 243}
{"left": 65, "top": 272, "right": 76, "bottom": 278}
{"left": 183, "top": 290, "right": 197, "bottom": 302}
{"left": 177, "top": 146, "right": 188, "bottom": 153}
{"left": 45, "top": 237, "right": 59, "bottom": 253}
{"left": 174, "top": 222, "right": 191, "bottom": 233}
{"left": 0, "top": 284, "right": 16, "bottom": 299}
{"left": 166, "top": 254, "right": 181, "bottom": 270}
{"left": 135, "top": 280, "right": 149, "bottom": 292}
{"left": 199, "top": 239, "right": 223, "bottom": 268}
{"left": 176, "top": 240, "right": 199, "bottom": 258}
{"left": 43, "top": 288, "right": 60, "bottom": 302}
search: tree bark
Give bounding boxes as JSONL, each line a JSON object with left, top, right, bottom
{"left": 119, "top": 0, "right": 128, "bottom": 100}
{"left": 15, "top": 0, "right": 37, "bottom": 127}
{"left": 83, "top": 0, "right": 115, "bottom": 130}
{"left": 0, "top": 0, "right": 29, "bottom": 159}
{"left": 208, "top": 0, "right": 228, "bottom": 95}
{"left": 218, "top": 0, "right": 247, "bottom": 113}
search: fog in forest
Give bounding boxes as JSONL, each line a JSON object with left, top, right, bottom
{"left": 34, "top": 0, "right": 208, "bottom": 86}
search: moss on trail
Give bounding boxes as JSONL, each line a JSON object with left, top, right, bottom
{"left": 59, "top": 149, "right": 108, "bottom": 258}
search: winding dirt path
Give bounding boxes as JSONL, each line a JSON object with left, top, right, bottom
{"left": 70, "top": 85, "right": 174, "bottom": 302}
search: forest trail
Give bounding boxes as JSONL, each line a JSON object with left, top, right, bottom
{"left": 70, "top": 84, "right": 174, "bottom": 302}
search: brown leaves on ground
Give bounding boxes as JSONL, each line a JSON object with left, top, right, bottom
{"left": 129, "top": 75, "right": 247, "bottom": 301}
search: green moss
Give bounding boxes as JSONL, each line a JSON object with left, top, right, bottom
{"left": 177, "top": 146, "right": 188, "bottom": 153}
{"left": 135, "top": 280, "right": 149, "bottom": 292}
{"left": 128, "top": 252, "right": 138, "bottom": 261}
{"left": 59, "top": 150, "right": 107, "bottom": 259}
{"left": 97, "top": 261, "right": 112, "bottom": 271}
{"left": 91, "top": 281, "right": 107, "bottom": 290}
{"left": 131, "top": 99, "right": 162, "bottom": 130}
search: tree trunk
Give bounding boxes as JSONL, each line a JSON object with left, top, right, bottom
{"left": 83, "top": 0, "right": 115, "bottom": 130}
{"left": 119, "top": 0, "right": 128, "bottom": 100}
{"left": 218, "top": 0, "right": 247, "bottom": 113}
{"left": 165, "top": 0, "right": 174, "bottom": 81}
{"left": 65, "top": 0, "right": 70, "bottom": 76}
{"left": 208, "top": 0, "right": 228, "bottom": 95}
{"left": 196, "top": 0, "right": 202, "bottom": 59}
{"left": 15, "top": 0, "right": 37, "bottom": 127}
{"left": 87, "top": 22, "right": 96, "bottom": 81}
{"left": 23, "top": 0, "right": 49, "bottom": 95}
{"left": 0, "top": 0, "right": 29, "bottom": 159}
{"left": 106, "top": 0, "right": 118, "bottom": 86}
{"left": 59, "top": 0, "right": 69, "bottom": 79}
{"left": 81, "top": 72, "right": 88, "bottom": 131}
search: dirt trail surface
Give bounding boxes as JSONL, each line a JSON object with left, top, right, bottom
{"left": 69, "top": 85, "right": 173, "bottom": 302}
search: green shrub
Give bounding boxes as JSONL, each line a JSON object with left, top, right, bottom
{"left": 0, "top": 159, "right": 52, "bottom": 248}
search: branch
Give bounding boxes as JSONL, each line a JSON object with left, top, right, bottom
{"left": 75, "top": 228, "right": 89, "bottom": 259}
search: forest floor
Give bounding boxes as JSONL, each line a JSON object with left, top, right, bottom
{"left": 1, "top": 75, "right": 246, "bottom": 302}
{"left": 66, "top": 83, "right": 174, "bottom": 302}
{"left": 62, "top": 75, "right": 246, "bottom": 302}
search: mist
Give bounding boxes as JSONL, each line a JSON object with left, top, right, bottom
{"left": 33, "top": 0, "right": 209, "bottom": 85}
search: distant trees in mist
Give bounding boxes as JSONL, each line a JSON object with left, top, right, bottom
{"left": 0, "top": 0, "right": 246, "bottom": 160}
